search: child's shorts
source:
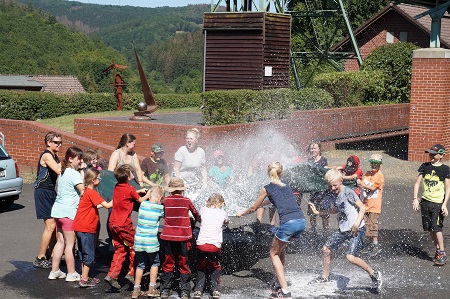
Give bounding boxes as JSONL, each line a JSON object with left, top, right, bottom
{"left": 75, "top": 232, "right": 95, "bottom": 266}
{"left": 135, "top": 251, "right": 160, "bottom": 270}
{"left": 420, "top": 199, "right": 445, "bottom": 232}
{"left": 364, "top": 212, "right": 379, "bottom": 237}
{"left": 325, "top": 226, "right": 366, "bottom": 256}
{"left": 275, "top": 218, "right": 306, "bottom": 243}
{"left": 55, "top": 217, "right": 74, "bottom": 231}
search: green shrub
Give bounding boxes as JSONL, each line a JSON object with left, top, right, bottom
{"left": 292, "top": 87, "right": 334, "bottom": 110}
{"left": 202, "top": 89, "right": 292, "bottom": 125}
{"left": 362, "top": 42, "right": 419, "bottom": 103}
{"left": 312, "top": 70, "right": 385, "bottom": 107}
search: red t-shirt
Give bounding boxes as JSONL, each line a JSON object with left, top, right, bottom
{"left": 109, "top": 183, "right": 140, "bottom": 227}
{"left": 160, "top": 194, "right": 200, "bottom": 242}
{"left": 73, "top": 188, "right": 105, "bottom": 233}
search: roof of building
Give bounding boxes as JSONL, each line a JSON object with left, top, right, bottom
{"left": 0, "top": 75, "right": 86, "bottom": 93}
{"left": 331, "top": 2, "right": 450, "bottom": 51}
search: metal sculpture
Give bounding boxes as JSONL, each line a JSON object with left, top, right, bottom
{"left": 102, "top": 63, "right": 128, "bottom": 111}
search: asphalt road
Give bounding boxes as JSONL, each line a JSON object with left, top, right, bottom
{"left": 1, "top": 182, "right": 450, "bottom": 299}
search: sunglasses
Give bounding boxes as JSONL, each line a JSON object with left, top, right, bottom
{"left": 95, "top": 177, "right": 102, "bottom": 181}
{"left": 52, "top": 140, "right": 63, "bottom": 145}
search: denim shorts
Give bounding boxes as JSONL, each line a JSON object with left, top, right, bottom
{"left": 75, "top": 232, "right": 95, "bottom": 266}
{"left": 325, "top": 225, "right": 366, "bottom": 256}
{"left": 275, "top": 218, "right": 306, "bottom": 243}
{"left": 135, "top": 251, "right": 160, "bottom": 270}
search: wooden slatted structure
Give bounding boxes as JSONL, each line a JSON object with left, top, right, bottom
{"left": 203, "top": 12, "right": 291, "bottom": 91}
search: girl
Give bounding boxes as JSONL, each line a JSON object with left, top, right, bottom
{"left": 73, "top": 168, "right": 113, "bottom": 287}
{"left": 83, "top": 149, "right": 102, "bottom": 170}
{"left": 48, "top": 147, "right": 85, "bottom": 282}
{"left": 237, "top": 162, "right": 306, "bottom": 299}
{"left": 193, "top": 193, "right": 229, "bottom": 299}
{"left": 208, "top": 150, "right": 232, "bottom": 187}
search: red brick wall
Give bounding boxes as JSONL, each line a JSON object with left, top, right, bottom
{"left": 0, "top": 104, "right": 410, "bottom": 172}
{"left": 408, "top": 48, "right": 450, "bottom": 162}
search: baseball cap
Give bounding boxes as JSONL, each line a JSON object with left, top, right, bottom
{"left": 151, "top": 143, "right": 164, "bottom": 153}
{"left": 425, "top": 144, "right": 446, "bottom": 155}
{"left": 369, "top": 154, "right": 383, "bottom": 164}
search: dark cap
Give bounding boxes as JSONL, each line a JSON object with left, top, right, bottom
{"left": 151, "top": 143, "right": 164, "bottom": 153}
{"left": 425, "top": 144, "right": 446, "bottom": 155}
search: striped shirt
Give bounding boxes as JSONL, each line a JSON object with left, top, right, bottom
{"left": 134, "top": 201, "right": 164, "bottom": 253}
{"left": 160, "top": 194, "right": 200, "bottom": 242}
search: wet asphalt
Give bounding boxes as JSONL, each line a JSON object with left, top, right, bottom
{"left": 1, "top": 180, "right": 450, "bottom": 299}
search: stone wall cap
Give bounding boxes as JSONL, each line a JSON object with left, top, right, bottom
{"left": 413, "top": 48, "right": 450, "bottom": 59}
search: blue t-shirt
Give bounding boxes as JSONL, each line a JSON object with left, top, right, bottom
{"left": 51, "top": 168, "right": 83, "bottom": 220}
{"left": 264, "top": 181, "right": 305, "bottom": 224}
{"left": 208, "top": 165, "right": 232, "bottom": 186}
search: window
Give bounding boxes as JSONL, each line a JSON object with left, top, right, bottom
{"left": 386, "top": 31, "right": 394, "bottom": 43}
{"left": 399, "top": 32, "right": 408, "bottom": 42}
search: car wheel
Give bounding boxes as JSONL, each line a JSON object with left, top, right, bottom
{"left": 0, "top": 195, "right": 18, "bottom": 210}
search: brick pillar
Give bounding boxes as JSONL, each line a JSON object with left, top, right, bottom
{"left": 408, "top": 48, "right": 450, "bottom": 162}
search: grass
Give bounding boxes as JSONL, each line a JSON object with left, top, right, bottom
{"left": 36, "top": 107, "right": 202, "bottom": 133}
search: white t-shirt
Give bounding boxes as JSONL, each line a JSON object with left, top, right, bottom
{"left": 196, "top": 206, "right": 229, "bottom": 248}
{"left": 174, "top": 145, "right": 206, "bottom": 187}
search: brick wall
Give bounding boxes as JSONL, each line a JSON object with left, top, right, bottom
{"left": 0, "top": 104, "right": 410, "bottom": 172}
{"left": 408, "top": 48, "right": 450, "bottom": 162}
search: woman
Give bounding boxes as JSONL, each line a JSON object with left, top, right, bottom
{"left": 33, "top": 131, "right": 62, "bottom": 269}
{"left": 173, "top": 128, "right": 207, "bottom": 191}
{"left": 237, "top": 162, "right": 306, "bottom": 299}
{"left": 108, "top": 134, "right": 144, "bottom": 187}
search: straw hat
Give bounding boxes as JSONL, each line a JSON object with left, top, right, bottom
{"left": 165, "top": 177, "right": 186, "bottom": 192}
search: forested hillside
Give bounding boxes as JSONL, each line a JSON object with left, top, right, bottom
{"left": 0, "top": 0, "right": 130, "bottom": 92}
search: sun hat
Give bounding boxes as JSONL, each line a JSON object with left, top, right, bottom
{"left": 213, "top": 150, "right": 224, "bottom": 158}
{"left": 369, "top": 154, "right": 383, "bottom": 164}
{"left": 165, "top": 177, "right": 186, "bottom": 192}
{"left": 151, "top": 143, "right": 164, "bottom": 153}
{"left": 425, "top": 144, "right": 446, "bottom": 155}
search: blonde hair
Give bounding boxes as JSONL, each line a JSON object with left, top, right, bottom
{"left": 150, "top": 186, "right": 164, "bottom": 199}
{"left": 187, "top": 128, "right": 200, "bottom": 140}
{"left": 206, "top": 193, "right": 225, "bottom": 208}
{"left": 324, "top": 168, "right": 343, "bottom": 183}
{"left": 268, "top": 162, "right": 285, "bottom": 186}
{"left": 84, "top": 168, "right": 100, "bottom": 186}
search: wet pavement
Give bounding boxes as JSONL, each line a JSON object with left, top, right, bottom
{"left": 1, "top": 177, "right": 450, "bottom": 299}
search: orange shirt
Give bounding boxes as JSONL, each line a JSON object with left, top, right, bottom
{"left": 362, "top": 170, "right": 384, "bottom": 213}
{"left": 73, "top": 188, "right": 105, "bottom": 233}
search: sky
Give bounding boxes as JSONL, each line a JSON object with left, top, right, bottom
{"left": 70, "top": 0, "right": 210, "bottom": 8}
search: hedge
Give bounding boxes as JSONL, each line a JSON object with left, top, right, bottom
{"left": 0, "top": 91, "right": 202, "bottom": 120}
{"left": 291, "top": 87, "right": 334, "bottom": 110}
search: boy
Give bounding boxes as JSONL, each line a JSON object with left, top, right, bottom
{"left": 160, "top": 177, "right": 201, "bottom": 299}
{"left": 308, "top": 169, "right": 382, "bottom": 290}
{"left": 413, "top": 144, "right": 450, "bottom": 266}
{"left": 357, "top": 154, "right": 384, "bottom": 256}
{"left": 104, "top": 165, "right": 151, "bottom": 289}
{"left": 141, "top": 143, "right": 170, "bottom": 187}
{"left": 132, "top": 186, "right": 165, "bottom": 298}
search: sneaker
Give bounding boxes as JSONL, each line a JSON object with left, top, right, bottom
{"left": 370, "top": 270, "right": 383, "bottom": 289}
{"left": 270, "top": 281, "right": 281, "bottom": 292}
{"left": 146, "top": 286, "right": 160, "bottom": 297}
{"left": 192, "top": 290, "right": 202, "bottom": 299}
{"left": 160, "top": 289, "right": 170, "bottom": 298}
{"left": 369, "top": 244, "right": 382, "bottom": 257}
{"left": 308, "top": 276, "right": 330, "bottom": 284}
{"left": 125, "top": 273, "right": 135, "bottom": 284}
{"left": 433, "top": 251, "right": 447, "bottom": 266}
{"left": 104, "top": 275, "right": 121, "bottom": 289}
{"left": 34, "top": 256, "right": 51, "bottom": 269}
{"left": 270, "top": 291, "right": 292, "bottom": 299}
{"left": 131, "top": 287, "right": 142, "bottom": 299}
{"left": 66, "top": 272, "right": 81, "bottom": 282}
{"left": 211, "top": 290, "right": 221, "bottom": 298}
{"left": 180, "top": 291, "right": 190, "bottom": 299}
{"left": 48, "top": 269, "right": 66, "bottom": 280}
{"left": 88, "top": 277, "right": 100, "bottom": 284}
{"left": 79, "top": 277, "right": 97, "bottom": 288}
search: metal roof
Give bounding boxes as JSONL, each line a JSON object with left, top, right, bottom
{"left": 0, "top": 76, "right": 44, "bottom": 88}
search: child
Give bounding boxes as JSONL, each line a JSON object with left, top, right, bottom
{"left": 83, "top": 149, "right": 102, "bottom": 170}
{"left": 307, "top": 142, "right": 330, "bottom": 233}
{"left": 132, "top": 186, "right": 165, "bottom": 298}
{"left": 48, "top": 147, "right": 85, "bottom": 282}
{"left": 104, "top": 165, "right": 151, "bottom": 289}
{"left": 413, "top": 144, "right": 450, "bottom": 266}
{"left": 238, "top": 162, "right": 306, "bottom": 299}
{"left": 193, "top": 193, "right": 229, "bottom": 299}
{"left": 140, "top": 143, "right": 170, "bottom": 187}
{"left": 338, "top": 155, "right": 363, "bottom": 197}
{"left": 308, "top": 169, "right": 382, "bottom": 290}
{"left": 208, "top": 150, "right": 232, "bottom": 188}
{"left": 73, "top": 168, "right": 113, "bottom": 287}
{"left": 160, "top": 177, "right": 201, "bottom": 299}
{"left": 357, "top": 154, "right": 384, "bottom": 256}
